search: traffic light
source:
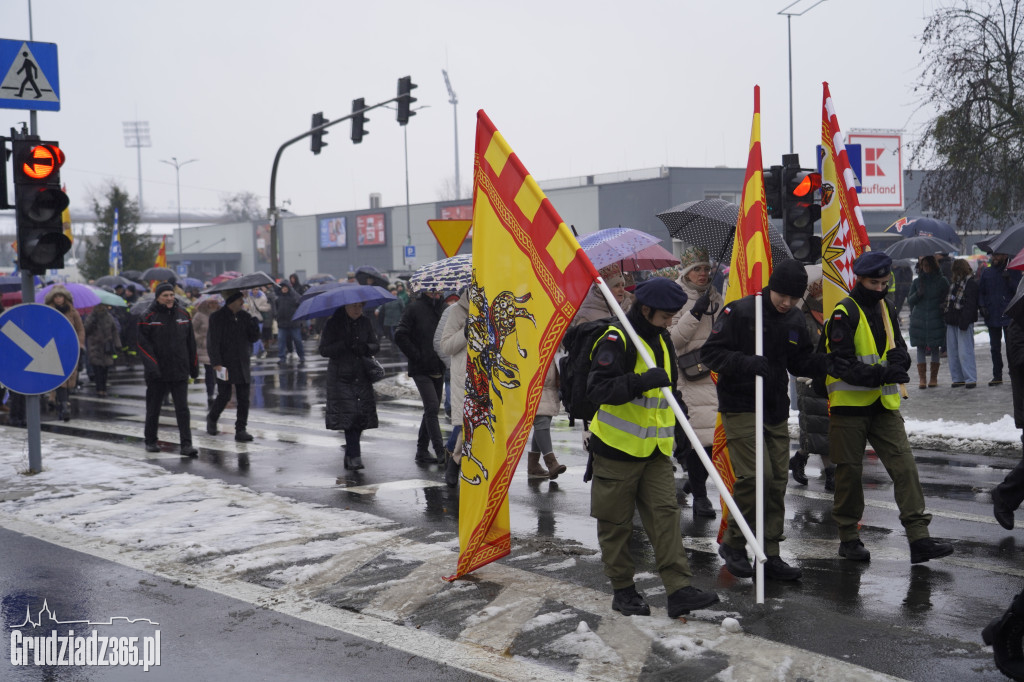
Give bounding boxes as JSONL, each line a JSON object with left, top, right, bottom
{"left": 781, "top": 155, "right": 821, "bottom": 263}
{"left": 763, "top": 164, "right": 783, "bottom": 219}
{"left": 310, "top": 111, "right": 328, "bottom": 155}
{"left": 12, "top": 137, "right": 70, "bottom": 274}
{"left": 396, "top": 76, "right": 417, "bottom": 125}
{"left": 351, "top": 98, "right": 368, "bottom": 144}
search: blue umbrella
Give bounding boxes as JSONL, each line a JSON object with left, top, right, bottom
{"left": 292, "top": 284, "right": 395, "bottom": 321}
{"left": 299, "top": 280, "right": 356, "bottom": 302}
{"left": 885, "top": 216, "right": 961, "bottom": 247}
{"left": 0, "top": 274, "right": 41, "bottom": 292}
{"left": 180, "top": 277, "right": 205, "bottom": 290}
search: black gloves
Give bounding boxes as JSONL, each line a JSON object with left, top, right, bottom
{"left": 880, "top": 365, "right": 910, "bottom": 385}
{"left": 745, "top": 355, "right": 770, "bottom": 377}
{"left": 636, "top": 367, "right": 671, "bottom": 392}
{"left": 690, "top": 291, "right": 718, "bottom": 320}
{"left": 827, "top": 352, "right": 852, "bottom": 377}
{"left": 885, "top": 348, "right": 910, "bottom": 370}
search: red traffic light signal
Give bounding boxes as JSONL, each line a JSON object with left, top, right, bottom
{"left": 790, "top": 171, "right": 821, "bottom": 198}
{"left": 21, "top": 144, "right": 64, "bottom": 180}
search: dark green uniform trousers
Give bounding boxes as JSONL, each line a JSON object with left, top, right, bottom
{"left": 829, "top": 410, "right": 931, "bottom": 543}
{"left": 590, "top": 452, "right": 693, "bottom": 593}
{"left": 721, "top": 412, "right": 791, "bottom": 556}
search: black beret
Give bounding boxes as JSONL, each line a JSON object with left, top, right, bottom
{"left": 633, "top": 277, "right": 688, "bottom": 312}
{"left": 853, "top": 251, "right": 892, "bottom": 278}
{"left": 768, "top": 258, "right": 808, "bottom": 298}
{"left": 225, "top": 291, "right": 243, "bottom": 305}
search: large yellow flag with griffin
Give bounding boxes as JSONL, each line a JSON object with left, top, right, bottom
{"left": 446, "top": 111, "right": 596, "bottom": 580}
{"left": 820, "top": 82, "right": 870, "bottom": 315}
{"left": 713, "top": 86, "right": 774, "bottom": 542}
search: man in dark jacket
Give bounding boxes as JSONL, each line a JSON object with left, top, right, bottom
{"left": 138, "top": 282, "right": 199, "bottom": 456}
{"left": 395, "top": 290, "right": 447, "bottom": 463}
{"left": 587, "top": 278, "right": 720, "bottom": 619}
{"left": 980, "top": 252, "right": 1023, "bottom": 386}
{"left": 207, "top": 291, "right": 261, "bottom": 441}
{"left": 991, "top": 277, "right": 1024, "bottom": 528}
{"left": 275, "top": 282, "right": 305, "bottom": 366}
{"left": 825, "top": 251, "right": 954, "bottom": 564}
{"left": 701, "top": 259, "right": 827, "bottom": 582}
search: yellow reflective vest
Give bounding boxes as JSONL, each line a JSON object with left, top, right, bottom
{"left": 825, "top": 298, "right": 901, "bottom": 409}
{"left": 589, "top": 325, "right": 676, "bottom": 458}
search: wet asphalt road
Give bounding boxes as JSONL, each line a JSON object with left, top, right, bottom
{"left": 2, "top": 337, "right": 1022, "bottom": 681}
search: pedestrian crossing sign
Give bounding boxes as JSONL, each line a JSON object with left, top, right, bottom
{"left": 0, "top": 39, "right": 60, "bottom": 111}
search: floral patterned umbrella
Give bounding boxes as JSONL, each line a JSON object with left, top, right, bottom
{"left": 577, "top": 227, "right": 661, "bottom": 270}
{"left": 410, "top": 254, "right": 473, "bottom": 293}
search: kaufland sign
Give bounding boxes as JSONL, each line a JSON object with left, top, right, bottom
{"left": 847, "top": 130, "right": 903, "bottom": 210}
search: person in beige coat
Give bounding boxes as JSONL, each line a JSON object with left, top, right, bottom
{"left": 669, "top": 246, "right": 723, "bottom": 519}
{"left": 44, "top": 286, "right": 85, "bottom": 421}
{"left": 192, "top": 296, "right": 221, "bottom": 406}
{"left": 439, "top": 291, "right": 470, "bottom": 487}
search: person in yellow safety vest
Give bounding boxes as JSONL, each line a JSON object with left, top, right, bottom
{"left": 825, "top": 250, "right": 955, "bottom": 564}
{"left": 586, "top": 277, "right": 720, "bottom": 619}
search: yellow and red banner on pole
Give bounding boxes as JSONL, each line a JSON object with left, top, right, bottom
{"left": 820, "top": 82, "right": 870, "bottom": 315}
{"left": 155, "top": 236, "right": 167, "bottom": 268}
{"left": 446, "top": 111, "right": 596, "bottom": 580}
{"left": 712, "top": 85, "right": 774, "bottom": 542}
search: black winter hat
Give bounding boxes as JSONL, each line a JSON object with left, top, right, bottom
{"left": 154, "top": 282, "right": 175, "bottom": 297}
{"left": 768, "top": 259, "right": 808, "bottom": 298}
{"left": 633, "top": 277, "right": 688, "bottom": 312}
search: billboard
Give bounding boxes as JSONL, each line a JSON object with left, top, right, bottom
{"left": 441, "top": 204, "right": 473, "bottom": 220}
{"left": 357, "top": 213, "right": 386, "bottom": 246}
{"left": 846, "top": 131, "right": 903, "bottom": 210}
{"left": 319, "top": 217, "right": 347, "bottom": 248}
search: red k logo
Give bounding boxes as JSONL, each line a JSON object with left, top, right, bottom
{"left": 865, "top": 148, "right": 886, "bottom": 176}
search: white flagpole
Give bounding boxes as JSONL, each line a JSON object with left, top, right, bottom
{"left": 754, "top": 292, "right": 764, "bottom": 604}
{"left": 593, "top": 276, "right": 767, "bottom": 565}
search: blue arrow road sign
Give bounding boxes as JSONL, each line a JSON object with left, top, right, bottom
{"left": 0, "top": 39, "right": 60, "bottom": 112}
{"left": 0, "top": 304, "right": 79, "bottom": 395}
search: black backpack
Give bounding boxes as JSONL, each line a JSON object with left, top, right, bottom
{"left": 558, "top": 317, "right": 634, "bottom": 425}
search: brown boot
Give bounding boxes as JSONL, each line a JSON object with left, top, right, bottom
{"left": 527, "top": 451, "right": 549, "bottom": 479}
{"left": 917, "top": 363, "right": 927, "bottom": 389}
{"left": 543, "top": 453, "right": 567, "bottom": 480}
{"left": 929, "top": 362, "right": 940, "bottom": 388}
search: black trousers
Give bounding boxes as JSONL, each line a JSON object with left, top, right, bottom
{"left": 990, "top": 325, "right": 1010, "bottom": 379}
{"left": 209, "top": 380, "right": 250, "bottom": 432}
{"left": 412, "top": 374, "right": 445, "bottom": 455}
{"left": 145, "top": 380, "right": 192, "bottom": 446}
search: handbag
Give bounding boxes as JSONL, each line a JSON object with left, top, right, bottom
{"left": 363, "top": 356, "right": 386, "bottom": 383}
{"left": 677, "top": 349, "right": 711, "bottom": 381}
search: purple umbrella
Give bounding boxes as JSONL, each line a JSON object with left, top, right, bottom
{"left": 35, "top": 282, "right": 101, "bottom": 309}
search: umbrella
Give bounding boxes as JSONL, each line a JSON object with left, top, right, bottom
{"left": 410, "top": 254, "right": 473, "bottom": 293}
{"left": 299, "top": 281, "right": 356, "bottom": 302}
{"left": 193, "top": 293, "right": 224, "bottom": 309}
{"left": 131, "top": 293, "right": 192, "bottom": 316}
{"left": 885, "top": 216, "right": 961, "bottom": 247}
{"left": 0, "top": 274, "right": 41, "bottom": 292}
{"left": 89, "top": 286, "right": 128, "bottom": 308}
{"left": 292, "top": 284, "right": 395, "bottom": 321}
{"left": 210, "top": 270, "right": 243, "bottom": 285}
{"left": 577, "top": 228, "right": 661, "bottom": 270}
{"left": 180, "top": 276, "right": 205, "bottom": 290}
{"left": 619, "top": 243, "right": 680, "bottom": 272}
{"left": 2, "top": 291, "right": 22, "bottom": 307}
{"left": 203, "top": 271, "right": 275, "bottom": 293}
{"left": 982, "top": 223, "right": 1024, "bottom": 256}
{"left": 1009, "top": 247, "right": 1024, "bottom": 271}
{"left": 307, "top": 273, "right": 337, "bottom": 284}
{"left": 121, "top": 269, "right": 143, "bottom": 281}
{"left": 95, "top": 275, "right": 135, "bottom": 289}
{"left": 35, "top": 282, "right": 101, "bottom": 309}
{"left": 656, "top": 199, "right": 792, "bottom": 264}
{"left": 355, "top": 265, "right": 389, "bottom": 288}
{"left": 1005, "top": 276, "right": 1024, "bottom": 322}
{"left": 142, "top": 266, "right": 177, "bottom": 281}
{"left": 883, "top": 235, "right": 959, "bottom": 260}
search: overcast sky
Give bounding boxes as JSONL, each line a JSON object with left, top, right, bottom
{"left": 0, "top": 0, "right": 942, "bottom": 230}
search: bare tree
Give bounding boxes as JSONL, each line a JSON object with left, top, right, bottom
{"left": 220, "top": 191, "right": 264, "bottom": 221}
{"left": 911, "top": 0, "right": 1024, "bottom": 233}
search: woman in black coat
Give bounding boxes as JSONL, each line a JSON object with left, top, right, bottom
{"left": 320, "top": 301, "right": 380, "bottom": 470}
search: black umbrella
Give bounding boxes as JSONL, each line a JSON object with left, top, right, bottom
{"left": 982, "top": 223, "right": 1024, "bottom": 256}
{"left": 355, "top": 265, "right": 389, "bottom": 288}
{"left": 122, "top": 269, "right": 143, "bottom": 281}
{"left": 883, "top": 235, "right": 959, "bottom": 260}
{"left": 656, "top": 198, "right": 792, "bottom": 265}
{"left": 1005, "top": 277, "right": 1024, "bottom": 322}
{"left": 130, "top": 292, "right": 192, "bottom": 316}
{"left": 95, "top": 275, "right": 135, "bottom": 289}
{"left": 142, "top": 266, "right": 177, "bottom": 281}
{"left": 885, "top": 216, "right": 961, "bottom": 247}
{"left": 203, "top": 271, "right": 276, "bottom": 293}
{"left": 299, "top": 281, "right": 357, "bottom": 302}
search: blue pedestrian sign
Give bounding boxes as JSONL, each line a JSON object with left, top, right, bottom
{"left": 0, "top": 304, "right": 79, "bottom": 395}
{"left": 404, "top": 245, "right": 416, "bottom": 259}
{"left": 0, "top": 39, "right": 60, "bottom": 111}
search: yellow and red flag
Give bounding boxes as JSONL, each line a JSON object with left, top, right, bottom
{"left": 154, "top": 236, "right": 167, "bottom": 268}
{"left": 61, "top": 184, "right": 72, "bottom": 246}
{"left": 713, "top": 85, "right": 774, "bottom": 542}
{"left": 447, "top": 111, "right": 596, "bottom": 580}
{"left": 820, "top": 82, "right": 870, "bottom": 315}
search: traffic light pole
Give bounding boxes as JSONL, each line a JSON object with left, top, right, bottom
{"left": 20, "top": 119, "right": 43, "bottom": 472}
{"left": 266, "top": 94, "right": 407, "bottom": 279}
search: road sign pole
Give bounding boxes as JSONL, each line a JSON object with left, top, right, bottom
{"left": 20, "top": 271, "right": 42, "bottom": 472}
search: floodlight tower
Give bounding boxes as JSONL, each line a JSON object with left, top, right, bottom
{"left": 442, "top": 69, "right": 460, "bottom": 200}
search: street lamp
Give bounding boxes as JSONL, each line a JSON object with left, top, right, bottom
{"left": 123, "top": 121, "right": 151, "bottom": 219}
{"left": 778, "top": 0, "right": 826, "bottom": 153}
{"left": 387, "top": 104, "right": 430, "bottom": 268}
{"left": 442, "top": 69, "right": 460, "bottom": 200}
{"left": 160, "top": 156, "right": 198, "bottom": 253}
